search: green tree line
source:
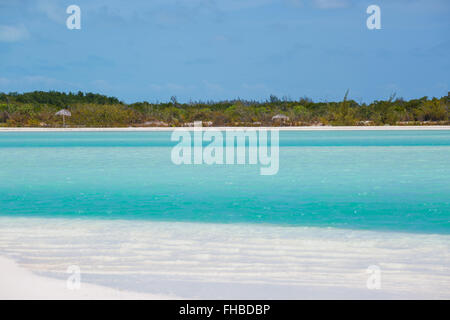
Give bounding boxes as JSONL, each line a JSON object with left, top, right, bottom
{"left": 0, "top": 91, "right": 448, "bottom": 127}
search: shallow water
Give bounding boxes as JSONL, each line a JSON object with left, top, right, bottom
{"left": 0, "top": 130, "right": 449, "bottom": 234}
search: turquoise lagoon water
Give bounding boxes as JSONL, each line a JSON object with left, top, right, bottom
{"left": 0, "top": 130, "right": 449, "bottom": 234}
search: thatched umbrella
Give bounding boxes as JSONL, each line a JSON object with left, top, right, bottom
{"left": 55, "top": 109, "right": 71, "bottom": 127}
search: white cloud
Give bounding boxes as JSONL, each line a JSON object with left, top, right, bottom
{"left": 215, "top": 0, "right": 274, "bottom": 11}
{"left": 285, "top": 0, "right": 303, "bottom": 8}
{"left": 242, "top": 83, "right": 268, "bottom": 91}
{"left": 35, "top": 0, "right": 66, "bottom": 24}
{"left": 149, "top": 83, "right": 196, "bottom": 92}
{"left": 22, "top": 75, "right": 64, "bottom": 85}
{"left": 0, "top": 77, "right": 11, "bottom": 86}
{"left": 0, "top": 75, "right": 77, "bottom": 89}
{"left": 313, "top": 0, "right": 350, "bottom": 9}
{"left": 0, "top": 24, "right": 29, "bottom": 42}
{"left": 203, "top": 80, "right": 224, "bottom": 93}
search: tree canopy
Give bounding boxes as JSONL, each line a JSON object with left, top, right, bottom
{"left": 0, "top": 91, "right": 448, "bottom": 127}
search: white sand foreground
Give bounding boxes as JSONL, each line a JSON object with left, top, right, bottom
{"left": 0, "top": 256, "right": 178, "bottom": 300}
{"left": 0, "top": 217, "right": 449, "bottom": 299}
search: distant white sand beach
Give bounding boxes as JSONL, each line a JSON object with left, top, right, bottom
{"left": 0, "top": 126, "right": 449, "bottom": 132}
{"left": 0, "top": 217, "right": 449, "bottom": 299}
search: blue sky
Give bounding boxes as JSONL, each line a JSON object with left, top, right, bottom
{"left": 0, "top": 0, "right": 448, "bottom": 103}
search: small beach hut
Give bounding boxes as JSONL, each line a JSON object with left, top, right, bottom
{"left": 55, "top": 109, "right": 71, "bottom": 127}
{"left": 271, "top": 114, "right": 289, "bottom": 122}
